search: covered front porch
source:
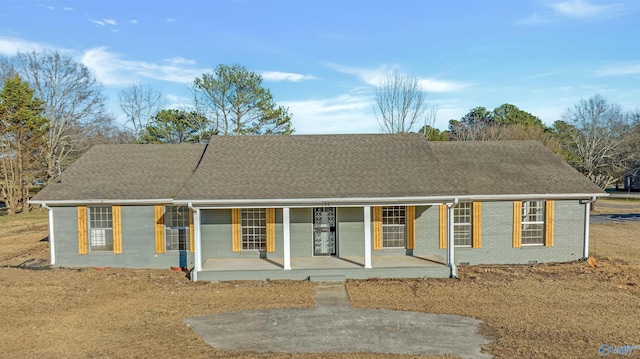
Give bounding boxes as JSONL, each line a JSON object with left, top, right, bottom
{"left": 197, "top": 254, "right": 449, "bottom": 281}
{"left": 189, "top": 203, "right": 460, "bottom": 281}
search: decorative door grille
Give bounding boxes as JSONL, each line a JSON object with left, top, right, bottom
{"left": 313, "top": 207, "right": 336, "bottom": 255}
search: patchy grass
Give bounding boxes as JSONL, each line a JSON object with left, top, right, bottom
{"left": 1, "top": 210, "right": 639, "bottom": 358}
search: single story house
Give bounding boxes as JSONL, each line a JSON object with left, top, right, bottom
{"left": 30, "top": 134, "right": 605, "bottom": 281}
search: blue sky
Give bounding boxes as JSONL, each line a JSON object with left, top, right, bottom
{"left": 0, "top": 0, "right": 638, "bottom": 133}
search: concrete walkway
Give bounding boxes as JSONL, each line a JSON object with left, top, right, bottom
{"left": 184, "top": 283, "right": 492, "bottom": 358}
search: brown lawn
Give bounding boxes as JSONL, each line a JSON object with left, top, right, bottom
{"left": 1, "top": 208, "right": 639, "bottom": 358}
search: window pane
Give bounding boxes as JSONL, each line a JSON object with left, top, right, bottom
{"left": 521, "top": 201, "right": 545, "bottom": 244}
{"left": 89, "top": 207, "right": 113, "bottom": 251}
{"left": 241, "top": 208, "right": 266, "bottom": 250}
{"left": 165, "top": 206, "right": 190, "bottom": 251}
{"left": 453, "top": 203, "right": 472, "bottom": 246}
{"left": 382, "top": 206, "right": 405, "bottom": 247}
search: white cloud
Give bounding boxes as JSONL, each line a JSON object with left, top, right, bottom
{"left": 596, "top": 63, "right": 640, "bottom": 76}
{"left": 261, "top": 71, "right": 316, "bottom": 82}
{"left": 81, "top": 46, "right": 207, "bottom": 86}
{"left": 90, "top": 19, "right": 117, "bottom": 27}
{"left": 326, "top": 63, "right": 392, "bottom": 86}
{"left": 281, "top": 91, "right": 378, "bottom": 134}
{"left": 165, "top": 94, "right": 193, "bottom": 110}
{"left": 166, "top": 18, "right": 176, "bottom": 23}
{"left": 165, "top": 57, "right": 195, "bottom": 66}
{"left": 417, "top": 78, "right": 470, "bottom": 93}
{"left": 0, "top": 37, "right": 50, "bottom": 56}
{"left": 328, "top": 63, "right": 469, "bottom": 92}
{"left": 63, "top": 7, "right": 73, "bottom": 11}
{"left": 548, "top": 0, "right": 623, "bottom": 18}
{"left": 47, "top": 6, "right": 54, "bottom": 10}
{"left": 129, "top": 19, "right": 138, "bottom": 24}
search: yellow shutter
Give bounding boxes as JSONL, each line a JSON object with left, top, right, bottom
{"left": 545, "top": 200, "right": 554, "bottom": 247}
{"left": 373, "top": 206, "right": 382, "bottom": 250}
{"left": 231, "top": 208, "right": 241, "bottom": 252}
{"left": 112, "top": 205, "right": 122, "bottom": 254}
{"left": 266, "top": 208, "right": 275, "bottom": 252}
{"left": 439, "top": 204, "right": 447, "bottom": 249}
{"left": 513, "top": 201, "right": 522, "bottom": 248}
{"left": 77, "top": 206, "right": 88, "bottom": 254}
{"left": 472, "top": 202, "right": 482, "bottom": 248}
{"left": 154, "top": 205, "right": 165, "bottom": 254}
{"left": 189, "top": 209, "right": 195, "bottom": 253}
{"left": 406, "top": 206, "right": 416, "bottom": 250}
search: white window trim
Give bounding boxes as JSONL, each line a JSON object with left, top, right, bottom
{"left": 164, "top": 206, "right": 190, "bottom": 252}
{"left": 382, "top": 206, "right": 406, "bottom": 248}
{"left": 88, "top": 206, "right": 113, "bottom": 252}
{"left": 521, "top": 200, "right": 545, "bottom": 246}
{"left": 241, "top": 208, "right": 267, "bottom": 251}
{"left": 453, "top": 202, "right": 472, "bottom": 247}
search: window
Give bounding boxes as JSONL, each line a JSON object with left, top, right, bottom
{"left": 522, "top": 200, "right": 545, "bottom": 245}
{"left": 454, "top": 202, "right": 472, "bottom": 246}
{"left": 165, "top": 206, "right": 190, "bottom": 251}
{"left": 382, "top": 206, "right": 405, "bottom": 248}
{"left": 241, "top": 208, "right": 266, "bottom": 250}
{"left": 89, "top": 206, "right": 113, "bottom": 251}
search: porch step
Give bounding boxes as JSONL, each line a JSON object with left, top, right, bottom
{"left": 308, "top": 274, "right": 346, "bottom": 282}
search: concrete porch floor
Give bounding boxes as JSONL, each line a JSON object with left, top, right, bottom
{"left": 201, "top": 255, "right": 445, "bottom": 272}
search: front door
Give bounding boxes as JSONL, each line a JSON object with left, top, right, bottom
{"left": 313, "top": 207, "right": 337, "bottom": 256}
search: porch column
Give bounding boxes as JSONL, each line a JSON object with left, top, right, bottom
{"left": 363, "top": 206, "right": 372, "bottom": 269}
{"left": 583, "top": 198, "right": 593, "bottom": 259}
{"left": 42, "top": 204, "right": 55, "bottom": 266}
{"left": 283, "top": 207, "right": 291, "bottom": 270}
{"left": 192, "top": 208, "right": 202, "bottom": 282}
{"left": 447, "top": 203, "right": 457, "bottom": 277}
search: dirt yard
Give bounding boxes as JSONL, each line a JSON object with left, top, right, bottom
{"left": 1, "top": 202, "right": 639, "bottom": 358}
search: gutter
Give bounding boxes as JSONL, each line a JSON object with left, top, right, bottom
{"left": 583, "top": 196, "right": 597, "bottom": 259}
{"left": 447, "top": 198, "right": 459, "bottom": 278}
{"left": 175, "top": 192, "right": 607, "bottom": 209}
{"left": 30, "top": 192, "right": 607, "bottom": 208}
{"left": 188, "top": 202, "right": 201, "bottom": 282}
{"left": 29, "top": 198, "right": 174, "bottom": 206}
{"left": 40, "top": 203, "right": 55, "bottom": 266}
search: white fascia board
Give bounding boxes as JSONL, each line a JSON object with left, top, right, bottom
{"left": 30, "top": 192, "right": 607, "bottom": 208}
{"left": 174, "top": 192, "right": 607, "bottom": 209}
{"left": 28, "top": 198, "right": 174, "bottom": 206}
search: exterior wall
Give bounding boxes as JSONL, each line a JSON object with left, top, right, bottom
{"left": 290, "top": 208, "right": 313, "bottom": 257}
{"left": 52, "top": 206, "right": 191, "bottom": 269}
{"left": 51, "top": 200, "right": 587, "bottom": 273}
{"left": 336, "top": 207, "right": 364, "bottom": 257}
{"left": 455, "top": 200, "right": 586, "bottom": 265}
{"left": 413, "top": 205, "right": 446, "bottom": 259}
{"left": 201, "top": 209, "right": 286, "bottom": 259}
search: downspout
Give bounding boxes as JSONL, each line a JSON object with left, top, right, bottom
{"left": 447, "top": 198, "right": 459, "bottom": 278}
{"left": 41, "top": 203, "right": 55, "bottom": 266}
{"left": 583, "top": 197, "right": 597, "bottom": 259}
{"left": 188, "top": 203, "right": 201, "bottom": 282}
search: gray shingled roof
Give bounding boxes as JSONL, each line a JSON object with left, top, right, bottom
{"left": 175, "top": 134, "right": 459, "bottom": 200}
{"left": 31, "top": 134, "right": 604, "bottom": 203}
{"left": 31, "top": 144, "right": 205, "bottom": 202}
{"left": 428, "top": 140, "right": 603, "bottom": 196}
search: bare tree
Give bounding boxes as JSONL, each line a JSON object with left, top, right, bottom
{"left": 373, "top": 70, "right": 431, "bottom": 133}
{"left": 119, "top": 83, "right": 164, "bottom": 141}
{"left": 449, "top": 107, "right": 504, "bottom": 141}
{"left": 9, "top": 50, "right": 107, "bottom": 182}
{"left": 562, "top": 94, "right": 634, "bottom": 189}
